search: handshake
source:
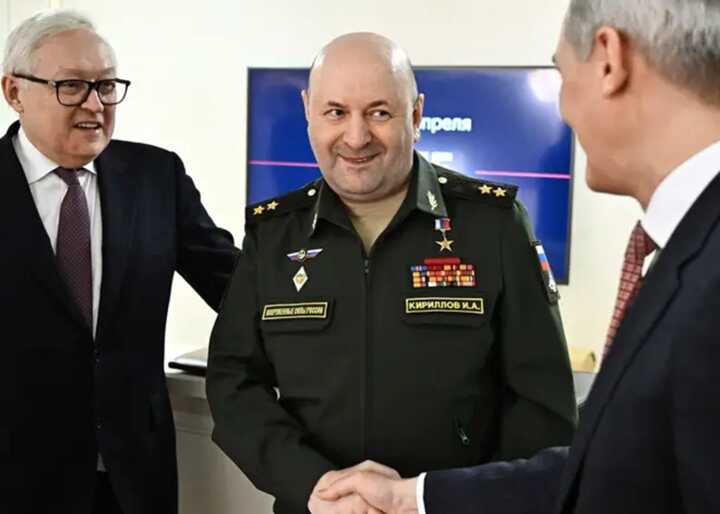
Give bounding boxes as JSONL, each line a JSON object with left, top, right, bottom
{"left": 308, "top": 461, "right": 419, "bottom": 514}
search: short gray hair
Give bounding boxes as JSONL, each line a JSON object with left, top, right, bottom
{"left": 563, "top": 0, "right": 720, "bottom": 104}
{"left": 2, "top": 9, "right": 116, "bottom": 75}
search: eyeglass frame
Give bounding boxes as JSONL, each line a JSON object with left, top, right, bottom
{"left": 11, "top": 73, "right": 131, "bottom": 106}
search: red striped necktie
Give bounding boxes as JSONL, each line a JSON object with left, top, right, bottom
{"left": 604, "top": 221, "right": 657, "bottom": 358}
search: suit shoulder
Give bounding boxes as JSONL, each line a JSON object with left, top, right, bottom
{"left": 246, "top": 179, "right": 322, "bottom": 225}
{"left": 106, "top": 139, "right": 176, "bottom": 160}
{"left": 436, "top": 166, "right": 517, "bottom": 209}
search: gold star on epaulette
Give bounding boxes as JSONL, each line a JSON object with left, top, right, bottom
{"left": 266, "top": 200, "right": 279, "bottom": 210}
{"left": 479, "top": 184, "right": 493, "bottom": 195}
{"left": 253, "top": 205, "right": 265, "bottom": 215}
{"left": 494, "top": 187, "right": 507, "bottom": 198}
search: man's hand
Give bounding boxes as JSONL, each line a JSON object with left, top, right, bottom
{"left": 308, "top": 492, "right": 384, "bottom": 514}
{"left": 316, "top": 461, "right": 419, "bottom": 514}
{"left": 308, "top": 460, "right": 402, "bottom": 514}
{"left": 314, "top": 460, "right": 401, "bottom": 494}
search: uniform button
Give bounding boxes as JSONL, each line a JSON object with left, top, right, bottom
{"left": 438, "top": 176, "right": 448, "bottom": 184}
{"left": 307, "top": 188, "right": 317, "bottom": 197}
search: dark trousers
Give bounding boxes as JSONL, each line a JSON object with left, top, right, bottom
{"left": 93, "top": 472, "right": 124, "bottom": 514}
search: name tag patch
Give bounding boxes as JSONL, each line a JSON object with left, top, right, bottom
{"left": 262, "top": 302, "right": 329, "bottom": 320}
{"left": 405, "top": 297, "right": 484, "bottom": 315}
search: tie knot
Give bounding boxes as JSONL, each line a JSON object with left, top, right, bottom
{"left": 630, "top": 221, "right": 657, "bottom": 261}
{"left": 54, "top": 167, "right": 82, "bottom": 186}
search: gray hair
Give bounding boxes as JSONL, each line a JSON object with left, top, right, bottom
{"left": 2, "top": 9, "right": 116, "bottom": 75}
{"left": 563, "top": 0, "right": 720, "bottom": 104}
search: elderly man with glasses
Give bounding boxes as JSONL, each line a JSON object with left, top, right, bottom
{"left": 0, "top": 9, "right": 238, "bottom": 514}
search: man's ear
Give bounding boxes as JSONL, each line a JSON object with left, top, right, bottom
{"left": 301, "top": 89, "right": 310, "bottom": 121}
{"left": 593, "top": 26, "right": 630, "bottom": 97}
{"left": 412, "top": 93, "right": 425, "bottom": 142}
{"left": 412, "top": 93, "right": 424, "bottom": 126}
{"left": 2, "top": 75, "right": 25, "bottom": 114}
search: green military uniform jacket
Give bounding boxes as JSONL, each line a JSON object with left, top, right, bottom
{"left": 207, "top": 153, "right": 577, "bottom": 514}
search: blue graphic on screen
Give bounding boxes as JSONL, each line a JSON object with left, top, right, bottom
{"left": 247, "top": 67, "right": 574, "bottom": 283}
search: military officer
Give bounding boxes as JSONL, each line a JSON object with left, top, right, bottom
{"left": 206, "top": 32, "right": 576, "bottom": 514}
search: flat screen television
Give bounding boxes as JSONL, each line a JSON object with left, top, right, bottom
{"left": 247, "top": 67, "right": 574, "bottom": 283}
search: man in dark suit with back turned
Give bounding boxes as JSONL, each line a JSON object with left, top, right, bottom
{"left": 315, "top": 1, "right": 720, "bottom": 513}
{"left": 0, "top": 9, "right": 238, "bottom": 514}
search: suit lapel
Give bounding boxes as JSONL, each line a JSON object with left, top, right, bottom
{"left": 95, "top": 145, "right": 139, "bottom": 342}
{"left": 0, "top": 122, "right": 90, "bottom": 331}
{"left": 557, "top": 171, "right": 720, "bottom": 512}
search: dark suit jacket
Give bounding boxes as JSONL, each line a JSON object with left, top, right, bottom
{"left": 424, "top": 171, "right": 720, "bottom": 514}
{"left": 0, "top": 121, "right": 238, "bottom": 514}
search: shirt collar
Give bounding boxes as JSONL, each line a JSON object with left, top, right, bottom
{"left": 643, "top": 140, "right": 720, "bottom": 249}
{"left": 308, "top": 152, "right": 449, "bottom": 238}
{"left": 13, "top": 125, "right": 97, "bottom": 185}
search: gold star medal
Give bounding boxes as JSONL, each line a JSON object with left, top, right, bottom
{"left": 434, "top": 217, "right": 454, "bottom": 252}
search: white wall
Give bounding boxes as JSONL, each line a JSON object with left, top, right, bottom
{"left": 1, "top": 0, "right": 641, "bottom": 360}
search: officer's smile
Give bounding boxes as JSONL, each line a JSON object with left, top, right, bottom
{"left": 338, "top": 153, "right": 380, "bottom": 165}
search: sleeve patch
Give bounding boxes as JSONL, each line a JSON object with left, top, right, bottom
{"left": 533, "top": 241, "right": 560, "bottom": 304}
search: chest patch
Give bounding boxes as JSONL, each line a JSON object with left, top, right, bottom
{"left": 405, "top": 297, "right": 484, "bottom": 315}
{"left": 262, "top": 302, "right": 329, "bottom": 320}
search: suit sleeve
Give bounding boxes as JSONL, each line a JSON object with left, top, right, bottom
{"left": 206, "top": 228, "right": 337, "bottom": 512}
{"left": 494, "top": 201, "right": 577, "bottom": 459}
{"left": 672, "top": 268, "right": 720, "bottom": 513}
{"left": 424, "top": 446, "right": 568, "bottom": 514}
{"left": 172, "top": 152, "right": 239, "bottom": 310}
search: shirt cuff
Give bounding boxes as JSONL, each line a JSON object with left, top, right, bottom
{"left": 416, "top": 472, "right": 427, "bottom": 514}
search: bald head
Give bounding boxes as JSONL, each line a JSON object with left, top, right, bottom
{"left": 308, "top": 32, "right": 418, "bottom": 103}
{"left": 301, "top": 32, "right": 425, "bottom": 206}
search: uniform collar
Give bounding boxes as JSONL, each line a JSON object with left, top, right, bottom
{"left": 413, "top": 152, "right": 448, "bottom": 217}
{"left": 308, "top": 152, "right": 449, "bottom": 238}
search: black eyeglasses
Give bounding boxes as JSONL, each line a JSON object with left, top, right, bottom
{"left": 12, "top": 74, "right": 131, "bottom": 106}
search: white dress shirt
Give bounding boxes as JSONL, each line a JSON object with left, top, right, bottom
{"left": 12, "top": 127, "right": 103, "bottom": 338}
{"left": 415, "top": 140, "right": 720, "bottom": 513}
{"left": 642, "top": 140, "right": 720, "bottom": 249}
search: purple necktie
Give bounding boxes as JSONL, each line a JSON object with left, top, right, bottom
{"left": 54, "top": 167, "right": 93, "bottom": 329}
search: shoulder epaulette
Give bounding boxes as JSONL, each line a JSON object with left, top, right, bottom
{"left": 435, "top": 167, "right": 517, "bottom": 208}
{"left": 245, "top": 179, "right": 322, "bottom": 224}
